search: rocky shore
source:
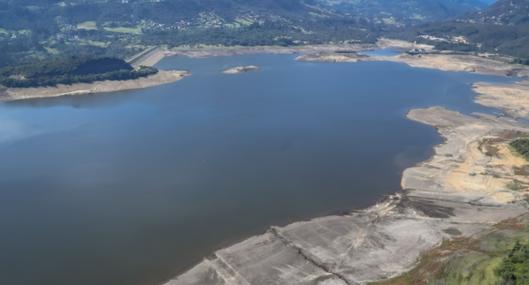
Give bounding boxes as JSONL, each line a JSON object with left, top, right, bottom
{"left": 295, "top": 46, "right": 525, "bottom": 77}
{"left": 164, "top": 43, "right": 373, "bottom": 60}
{"left": 163, "top": 42, "right": 529, "bottom": 285}
{"left": 296, "top": 52, "right": 365, "bottom": 63}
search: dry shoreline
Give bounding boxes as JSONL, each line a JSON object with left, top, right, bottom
{"left": 8, "top": 39, "right": 518, "bottom": 103}
{"left": 162, "top": 42, "right": 529, "bottom": 285}
{"left": 0, "top": 45, "right": 189, "bottom": 102}
{"left": 0, "top": 70, "right": 189, "bottom": 102}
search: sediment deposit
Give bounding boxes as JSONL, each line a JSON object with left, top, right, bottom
{"left": 474, "top": 81, "right": 529, "bottom": 118}
{"left": 296, "top": 52, "right": 364, "bottom": 63}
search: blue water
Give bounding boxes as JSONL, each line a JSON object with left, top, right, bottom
{"left": 0, "top": 54, "right": 512, "bottom": 285}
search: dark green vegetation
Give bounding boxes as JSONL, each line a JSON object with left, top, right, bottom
{"left": 511, "top": 138, "right": 529, "bottom": 161}
{"left": 0, "top": 0, "right": 489, "bottom": 67}
{"left": 372, "top": 216, "right": 529, "bottom": 285}
{"left": 400, "top": 0, "right": 529, "bottom": 61}
{"left": 498, "top": 241, "right": 529, "bottom": 285}
{"left": 0, "top": 57, "right": 157, "bottom": 88}
{"left": 2, "top": 0, "right": 528, "bottom": 84}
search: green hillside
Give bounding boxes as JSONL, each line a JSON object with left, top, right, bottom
{"left": 0, "top": 0, "right": 489, "bottom": 67}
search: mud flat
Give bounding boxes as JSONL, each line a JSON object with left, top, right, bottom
{"left": 296, "top": 52, "right": 365, "bottom": 63}
{"left": 373, "top": 53, "right": 525, "bottom": 76}
{"left": 474, "top": 81, "right": 529, "bottom": 118}
{"left": 293, "top": 38, "right": 529, "bottom": 77}
{"left": 222, "top": 65, "right": 259, "bottom": 74}
{"left": 376, "top": 37, "right": 434, "bottom": 51}
{"left": 1, "top": 70, "right": 189, "bottom": 102}
{"left": 298, "top": 49, "right": 529, "bottom": 77}
{"left": 166, "top": 43, "right": 373, "bottom": 59}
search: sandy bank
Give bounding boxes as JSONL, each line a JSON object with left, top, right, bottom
{"left": 286, "top": 38, "right": 529, "bottom": 77}
{"left": 375, "top": 53, "right": 523, "bottom": 76}
{"left": 474, "top": 81, "right": 529, "bottom": 118}
{"left": 376, "top": 37, "right": 434, "bottom": 51}
{"left": 297, "top": 50, "right": 528, "bottom": 77}
{"left": 1, "top": 70, "right": 189, "bottom": 102}
{"left": 296, "top": 52, "right": 364, "bottom": 63}
{"left": 166, "top": 43, "right": 373, "bottom": 59}
{"left": 405, "top": 107, "right": 529, "bottom": 205}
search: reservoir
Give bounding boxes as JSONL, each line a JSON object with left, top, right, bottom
{"left": 0, "top": 54, "right": 511, "bottom": 285}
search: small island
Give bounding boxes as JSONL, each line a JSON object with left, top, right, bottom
{"left": 222, "top": 65, "right": 259, "bottom": 74}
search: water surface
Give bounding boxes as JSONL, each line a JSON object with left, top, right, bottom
{"left": 0, "top": 54, "right": 511, "bottom": 285}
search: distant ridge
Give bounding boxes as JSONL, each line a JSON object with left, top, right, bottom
{"left": 401, "top": 0, "right": 529, "bottom": 59}
{"left": 0, "top": 0, "right": 489, "bottom": 66}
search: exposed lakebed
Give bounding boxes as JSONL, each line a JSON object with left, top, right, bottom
{"left": 0, "top": 54, "right": 514, "bottom": 285}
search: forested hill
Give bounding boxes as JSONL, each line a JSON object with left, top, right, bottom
{"left": 0, "top": 0, "right": 489, "bottom": 67}
{"left": 0, "top": 57, "right": 157, "bottom": 88}
{"left": 321, "top": 0, "right": 490, "bottom": 25}
{"left": 400, "top": 0, "right": 529, "bottom": 60}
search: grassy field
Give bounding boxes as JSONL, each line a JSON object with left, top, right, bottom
{"left": 77, "top": 39, "right": 110, "bottom": 48}
{"left": 511, "top": 137, "right": 529, "bottom": 161}
{"left": 371, "top": 216, "right": 529, "bottom": 285}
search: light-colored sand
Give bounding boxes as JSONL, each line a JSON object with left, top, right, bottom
{"left": 2, "top": 70, "right": 189, "bottom": 101}
{"left": 376, "top": 53, "right": 518, "bottom": 75}
{"left": 290, "top": 38, "right": 529, "bottom": 78}
{"left": 474, "top": 81, "right": 529, "bottom": 118}
{"left": 376, "top": 37, "right": 434, "bottom": 51}
{"left": 405, "top": 107, "right": 529, "bottom": 206}
{"left": 444, "top": 140, "right": 528, "bottom": 204}
{"left": 295, "top": 53, "right": 362, "bottom": 63}
{"left": 167, "top": 43, "right": 373, "bottom": 58}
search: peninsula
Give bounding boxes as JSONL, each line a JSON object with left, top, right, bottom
{"left": 0, "top": 55, "right": 188, "bottom": 101}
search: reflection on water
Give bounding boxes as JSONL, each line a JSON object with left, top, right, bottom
{"left": 0, "top": 54, "right": 513, "bottom": 285}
